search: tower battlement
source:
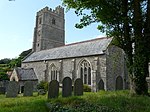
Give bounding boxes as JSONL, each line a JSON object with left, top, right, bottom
{"left": 37, "top": 5, "right": 64, "bottom": 17}
{"left": 32, "top": 5, "right": 65, "bottom": 52}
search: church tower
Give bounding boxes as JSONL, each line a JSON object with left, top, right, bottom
{"left": 32, "top": 6, "right": 65, "bottom": 52}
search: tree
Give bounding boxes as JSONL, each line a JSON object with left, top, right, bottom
{"left": 63, "top": 0, "right": 150, "bottom": 95}
{"left": 0, "top": 72, "right": 9, "bottom": 81}
{"left": 8, "top": 49, "right": 32, "bottom": 68}
{"left": 0, "top": 58, "right": 11, "bottom": 64}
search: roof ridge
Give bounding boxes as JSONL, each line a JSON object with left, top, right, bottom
{"left": 65, "top": 37, "right": 108, "bottom": 47}
{"left": 34, "top": 37, "right": 109, "bottom": 53}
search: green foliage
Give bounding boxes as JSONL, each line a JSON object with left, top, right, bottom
{"left": 19, "top": 49, "right": 32, "bottom": 59}
{"left": 83, "top": 84, "right": 91, "bottom": 92}
{"left": 37, "top": 81, "right": 48, "bottom": 91}
{"left": 8, "top": 49, "right": 32, "bottom": 68}
{"left": 9, "top": 57, "right": 22, "bottom": 68}
{"left": 0, "top": 58, "right": 11, "bottom": 64}
{"left": 0, "top": 72, "right": 9, "bottom": 81}
{"left": 0, "top": 93, "right": 48, "bottom": 112}
{"left": 62, "top": 0, "right": 150, "bottom": 95}
{"left": 48, "top": 90, "right": 150, "bottom": 112}
{"left": 48, "top": 102, "right": 118, "bottom": 112}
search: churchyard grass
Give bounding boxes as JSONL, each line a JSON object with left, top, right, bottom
{"left": 0, "top": 93, "right": 48, "bottom": 112}
{"left": 0, "top": 91, "right": 150, "bottom": 112}
{"left": 47, "top": 90, "right": 150, "bottom": 112}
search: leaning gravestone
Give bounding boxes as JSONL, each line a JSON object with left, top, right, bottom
{"left": 74, "top": 78, "right": 83, "bottom": 96}
{"left": 62, "top": 77, "right": 72, "bottom": 97}
{"left": 48, "top": 80, "right": 59, "bottom": 99}
{"left": 0, "top": 87, "right": 6, "bottom": 94}
{"left": 6, "top": 81, "right": 19, "bottom": 98}
{"left": 23, "top": 81, "right": 33, "bottom": 96}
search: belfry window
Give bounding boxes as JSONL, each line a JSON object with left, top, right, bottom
{"left": 50, "top": 64, "right": 58, "bottom": 81}
{"left": 39, "top": 17, "right": 42, "bottom": 24}
{"left": 52, "top": 18, "right": 56, "bottom": 25}
{"left": 79, "top": 60, "right": 91, "bottom": 85}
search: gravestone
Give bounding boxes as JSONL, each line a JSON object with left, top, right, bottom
{"left": 0, "top": 87, "right": 6, "bottom": 94}
{"left": 6, "top": 81, "right": 19, "bottom": 98}
{"left": 23, "top": 81, "right": 33, "bottom": 96}
{"left": 74, "top": 78, "right": 83, "bottom": 96}
{"left": 48, "top": 80, "right": 59, "bottom": 99}
{"left": 62, "top": 77, "right": 72, "bottom": 97}
{"left": 4, "top": 81, "right": 9, "bottom": 92}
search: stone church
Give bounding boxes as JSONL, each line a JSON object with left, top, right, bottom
{"left": 22, "top": 6, "right": 129, "bottom": 92}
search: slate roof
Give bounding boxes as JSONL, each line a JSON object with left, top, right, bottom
{"left": 15, "top": 68, "right": 38, "bottom": 81}
{"left": 23, "top": 37, "right": 113, "bottom": 62}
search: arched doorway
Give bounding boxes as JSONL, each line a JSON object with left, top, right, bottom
{"left": 116, "top": 76, "right": 123, "bottom": 90}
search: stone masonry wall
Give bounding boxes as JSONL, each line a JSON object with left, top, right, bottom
{"left": 22, "top": 61, "right": 46, "bottom": 81}
{"left": 22, "top": 55, "right": 105, "bottom": 91}
{"left": 106, "top": 45, "right": 127, "bottom": 90}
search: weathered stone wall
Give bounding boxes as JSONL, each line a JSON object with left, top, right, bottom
{"left": 33, "top": 6, "right": 65, "bottom": 52}
{"left": 97, "top": 55, "right": 107, "bottom": 91}
{"left": 106, "top": 45, "right": 127, "bottom": 90}
{"left": 19, "top": 80, "right": 38, "bottom": 92}
{"left": 22, "top": 46, "right": 128, "bottom": 92}
{"left": 22, "top": 61, "right": 46, "bottom": 81}
{"left": 22, "top": 56, "right": 101, "bottom": 91}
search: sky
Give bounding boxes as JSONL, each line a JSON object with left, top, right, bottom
{"left": 0, "top": 0, "right": 105, "bottom": 60}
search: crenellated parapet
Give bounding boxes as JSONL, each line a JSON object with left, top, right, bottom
{"left": 37, "top": 5, "right": 64, "bottom": 16}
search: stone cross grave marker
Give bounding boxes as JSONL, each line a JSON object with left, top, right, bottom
{"left": 48, "top": 80, "right": 59, "bottom": 99}
{"left": 74, "top": 78, "right": 83, "bottom": 96}
{"left": 23, "top": 81, "right": 33, "bottom": 96}
{"left": 6, "top": 81, "right": 19, "bottom": 98}
{"left": 62, "top": 77, "right": 72, "bottom": 97}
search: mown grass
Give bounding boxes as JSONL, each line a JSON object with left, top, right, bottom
{"left": 0, "top": 91, "right": 150, "bottom": 112}
{"left": 48, "top": 90, "right": 150, "bottom": 112}
{"left": 0, "top": 93, "right": 48, "bottom": 112}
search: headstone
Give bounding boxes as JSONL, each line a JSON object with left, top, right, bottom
{"left": 48, "top": 80, "right": 59, "bottom": 99}
{"left": 0, "top": 87, "right": 6, "bottom": 94}
{"left": 62, "top": 77, "right": 72, "bottom": 97}
{"left": 74, "top": 78, "right": 83, "bottom": 96}
{"left": 23, "top": 81, "right": 33, "bottom": 96}
{"left": 4, "top": 81, "right": 9, "bottom": 92}
{"left": 6, "top": 81, "right": 19, "bottom": 98}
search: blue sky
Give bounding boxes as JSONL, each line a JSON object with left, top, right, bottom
{"left": 0, "top": 0, "right": 105, "bottom": 59}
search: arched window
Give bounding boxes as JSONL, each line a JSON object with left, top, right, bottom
{"left": 79, "top": 60, "right": 91, "bottom": 85}
{"left": 50, "top": 64, "right": 58, "bottom": 81}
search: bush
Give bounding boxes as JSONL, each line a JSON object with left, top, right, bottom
{"left": 0, "top": 72, "right": 9, "bottom": 81}
{"left": 47, "top": 101, "right": 120, "bottom": 112}
{"left": 37, "top": 81, "right": 48, "bottom": 91}
{"left": 83, "top": 84, "right": 91, "bottom": 92}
